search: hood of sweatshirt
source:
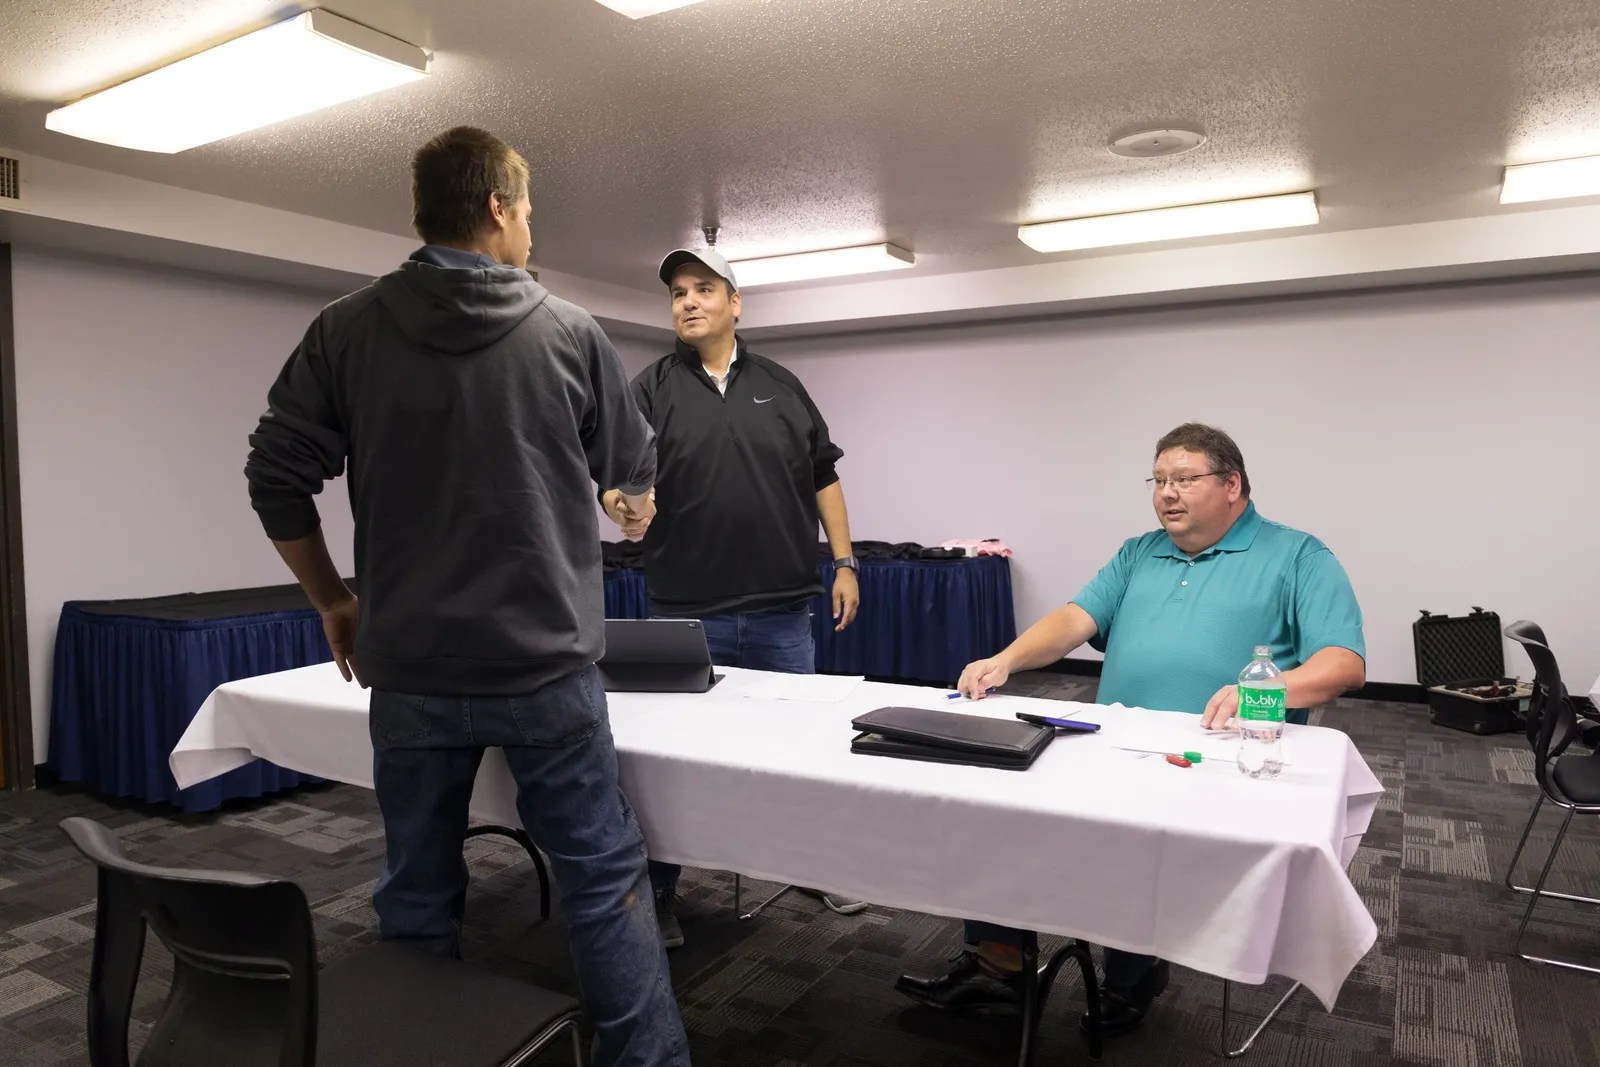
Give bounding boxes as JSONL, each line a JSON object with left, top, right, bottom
{"left": 374, "top": 247, "right": 549, "bottom": 355}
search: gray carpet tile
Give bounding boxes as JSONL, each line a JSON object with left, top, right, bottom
{"left": 1, "top": 673, "right": 1598, "bottom": 1066}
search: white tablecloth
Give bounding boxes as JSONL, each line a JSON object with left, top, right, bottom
{"left": 172, "top": 665, "right": 1382, "bottom": 1011}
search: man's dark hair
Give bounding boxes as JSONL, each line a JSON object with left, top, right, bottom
{"left": 411, "top": 127, "right": 530, "bottom": 245}
{"left": 1154, "top": 423, "right": 1251, "bottom": 497}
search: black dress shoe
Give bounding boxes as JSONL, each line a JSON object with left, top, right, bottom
{"left": 1081, "top": 959, "right": 1170, "bottom": 1037}
{"left": 896, "top": 951, "right": 1024, "bottom": 1015}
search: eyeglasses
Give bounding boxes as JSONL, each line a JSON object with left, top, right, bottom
{"left": 1145, "top": 472, "right": 1227, "bottom": 492}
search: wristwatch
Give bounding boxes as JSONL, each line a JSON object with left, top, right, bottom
{"left": 834, "top": 556, "right": 858, "bottom": 571}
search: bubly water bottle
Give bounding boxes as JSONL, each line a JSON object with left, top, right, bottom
{"left": 1237, "top": 646, "right": 1286, "bottom": 779}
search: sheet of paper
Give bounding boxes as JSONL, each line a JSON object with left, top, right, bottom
{"left": 738, "top": 673, "right": 865, "bottom": 703}
{"left": 1075, "top": 704, "right": 1259, "bottom": 761}
{"left": 1106, "top": 711, "right": 1291, "bottom": 765}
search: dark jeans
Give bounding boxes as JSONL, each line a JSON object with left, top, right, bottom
{"left": 700, "top": 603, "right": 817, "bottom": 676}
{"left": 965, "top": 920, "right": 1155, "bottom": 990}
{"left": 370, "top": 665, "right": 689, "bottom": 1067}
{"left": 649, "top": 604, "right": 815, "bottom": 900}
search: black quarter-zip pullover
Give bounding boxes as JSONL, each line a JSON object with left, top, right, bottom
{"left": 628, "top": 337, "right": 843, "bottom": 617}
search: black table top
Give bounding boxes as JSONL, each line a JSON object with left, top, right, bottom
{"left": 76, "top": 583, "right": 320, "bottom": 622}
{"left": 72, "top": 552, "right": 1007, "bottom": 624}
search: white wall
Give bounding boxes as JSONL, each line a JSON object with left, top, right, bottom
{"left": 13, "top": 256, "right": 1594, "bottom": 763}
{"left": 12, "top": 249, "right": 356, "bottom": 754}
{"left": 611, "top": 333, "right": 670, "bottom": 376}
{"left": 756, "top": 276, "right": 1600, "bottom": 688}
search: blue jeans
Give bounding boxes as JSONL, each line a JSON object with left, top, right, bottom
{"left": 370, "top": 665, "right": 689, "bottom": 1067}
{"left": 965, "top": 920, "right": 1155, "bottom": 989}
{"left": 701, "top": 603, "right": 817, "bottom": 675}
{"left": 649, "top": 604, "right": 815, "bottom": 899}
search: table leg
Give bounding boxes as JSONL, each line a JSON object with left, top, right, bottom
{"left": 464, "top": 824, "right": 551, "bottom": 921}
{"left": 1218, "top": 979, "right": 1301, "bottom": 1058}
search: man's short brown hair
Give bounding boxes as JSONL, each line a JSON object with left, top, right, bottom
{"left": 1154, "top": 423, "right": 1251, "bottom": 497}
{"left": 411, "top": 127, "right": 530, "bottom": 245}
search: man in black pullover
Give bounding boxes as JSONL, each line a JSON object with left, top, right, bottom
{"left": 245, "top": 127, "right": 688, "bottom": 1067}
{"left": 602, "top": 248, "right": 864, "bottom": 944}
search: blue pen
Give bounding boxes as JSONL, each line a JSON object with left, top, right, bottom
{"left": 1014, "top": 711, "right": 1102, "bottom": 732}
{"left": 947, "top": 687, "right": 997, "bottom": 700}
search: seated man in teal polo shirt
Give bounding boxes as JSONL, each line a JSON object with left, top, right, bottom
{"left": 895, "top": 422, "right": 1366, "bottom": 1037}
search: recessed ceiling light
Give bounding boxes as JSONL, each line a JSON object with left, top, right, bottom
{"left": 44, "top": 10, "right": 429, "bottom": 154}
{"left": 1500, "top": 155, "right": 1600, "bottom": 205}
{"left": 731, "top": 244, "right": 915, "bottom": 287}
{"left": 1107, "top": 128, "right": 1208, "bottom": 159}
{"left": 1018, "top": 192, "right": 1319, "bottom": 253}
{"left": 593, "top": 0, "right": 710, "bottom": 17}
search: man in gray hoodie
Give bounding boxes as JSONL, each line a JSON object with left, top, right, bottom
{"left": 245, "top": 127, "right": 689, "bottom": 1067}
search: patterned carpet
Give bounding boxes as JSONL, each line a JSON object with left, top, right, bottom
{"left": 1, "top": 673, "right": 1598, "bottom": 1067}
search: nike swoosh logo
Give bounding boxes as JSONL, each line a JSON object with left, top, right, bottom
{"left": 754, "top": 397, "right": 775, "bottom": 404}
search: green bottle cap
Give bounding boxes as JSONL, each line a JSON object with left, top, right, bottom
{"left": 1183, "top": 751, "right": 1203, "bottom": 763}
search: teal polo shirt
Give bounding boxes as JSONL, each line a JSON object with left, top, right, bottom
{"left": 1071, "top": 502, "right": 1365, "bottom": 717}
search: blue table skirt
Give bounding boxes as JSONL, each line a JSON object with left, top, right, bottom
{"left": 51, "top": 557, "right": 1015, "bottom": 812}
{"left": 604, "top": 556, "right": 1017, "bottom": 684}
{"left": 812, "top": 556, "right": 1016, "bottom": 684}
{"left": 48, "top": 604, "right": 334, "bottom": 812}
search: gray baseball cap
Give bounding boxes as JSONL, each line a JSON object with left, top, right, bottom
{"left": 658, "top": 248, "right": 739, "bottom": 291}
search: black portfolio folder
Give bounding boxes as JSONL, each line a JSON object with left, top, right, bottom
{"left": 850, "top": 706, "right": 1054, "bottom": 770}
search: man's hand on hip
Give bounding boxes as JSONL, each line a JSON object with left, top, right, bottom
{"left": 832, "top": 567, "right": 859, "bottom": 631}
{"left": 320, "top": 594, "right": 365, "bottom": 687}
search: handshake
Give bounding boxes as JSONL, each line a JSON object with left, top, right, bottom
{"left": 603, "top": 488, "right": 657, "bottom": 541}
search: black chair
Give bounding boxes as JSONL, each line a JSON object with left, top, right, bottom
{"left": 465, "top": 824, "right": 551, "bottom": 921}
{"left": 1020, "top": 934, "right": 1102, "bottom": 1065}
{"left": 60, "top": 817, "right": 584, "bottom": 1067}
{"left": 1502, "top": 622, "right": 1600, "bottom": 974}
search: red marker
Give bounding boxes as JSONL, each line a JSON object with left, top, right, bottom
{"left": 1166, "top": 754, "right": 1193, "bottom": 768}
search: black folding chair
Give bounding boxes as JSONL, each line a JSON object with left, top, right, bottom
{"left": 1502, "top": 621, "right": 1600, "bottom": 974}
{"left": 60, "top": 816, "right": 584, "bottom": 1066}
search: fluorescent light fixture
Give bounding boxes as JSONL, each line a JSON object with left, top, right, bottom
{"left": 45, "top": 10, "right": 430, "bottom": 153}
{"left": 1018, "top": 191, "right": 1320, "bottom": 253}
{"left": 593, "top": 0, "right": 710, "bottom": 18}
{"left": 1500, "top": 155, "right": 1600, "bottom": 205}
{"left": 730, "top": 243, "right": 916, "bottom": 287}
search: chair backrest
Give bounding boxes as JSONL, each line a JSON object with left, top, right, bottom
{"left": 60, "top": 817, "right": 319, "bottom": 1067}
{"left": 1503, "top": 621, "right": 1577, "bottom": 799}
{"left": 1507, "top": 620, "right": 1552, "bottom": 749}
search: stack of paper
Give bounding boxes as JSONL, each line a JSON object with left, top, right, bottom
{"left": 737, "top": 673, "right": 865, "bottom": 703}
{"left": 1101, "top": 705, "right": 1291, "bottom": 765}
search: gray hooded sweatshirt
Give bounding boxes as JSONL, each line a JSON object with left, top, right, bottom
{"left": 245, "top": 246, "right": 655, "bottom": 696}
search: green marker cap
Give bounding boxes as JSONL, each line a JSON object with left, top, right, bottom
{"left": 1183, "top": 751, "right": 1203, "bottom": 763}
